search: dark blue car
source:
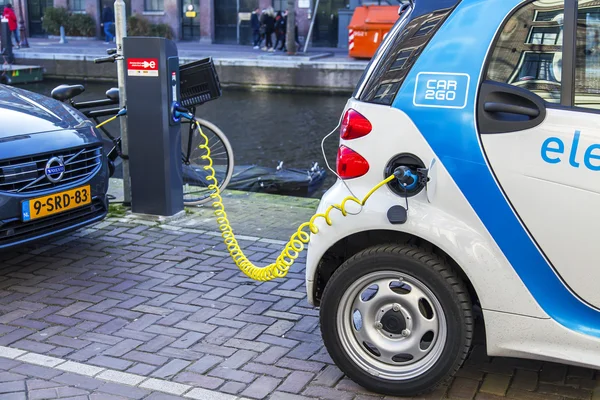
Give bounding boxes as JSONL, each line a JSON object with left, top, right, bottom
{"left": 0, "top": 84, "right": 109, "bottom": 249}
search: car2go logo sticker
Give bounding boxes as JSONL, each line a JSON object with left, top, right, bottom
{"left": 413, "top": 72, "right": 470, "bottom": 109}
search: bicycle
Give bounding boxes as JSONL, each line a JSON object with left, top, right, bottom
{"left": 50, "top": 49, "right": 234, "bottom": 206}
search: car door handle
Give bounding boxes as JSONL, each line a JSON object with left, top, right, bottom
{"left": 483, "top": 102, "right": 540, "bottom": 118}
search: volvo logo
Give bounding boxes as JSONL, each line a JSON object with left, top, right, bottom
{"left": 45, "top": 157, "right": 65, "bottom": 183}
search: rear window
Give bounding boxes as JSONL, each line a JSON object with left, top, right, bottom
{"left": 355, "top": 0, "right": 461, "bottom": 105}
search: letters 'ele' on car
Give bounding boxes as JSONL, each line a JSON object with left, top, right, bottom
{"left": 0, "top": 84, "right": 109, "bottom": 250}
{"left": 306, "top": 0, "right": 600, "bottom": 396}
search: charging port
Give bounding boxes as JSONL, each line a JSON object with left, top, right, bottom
{"left": 385, "top": 153, "right": 426, "bottom": 197}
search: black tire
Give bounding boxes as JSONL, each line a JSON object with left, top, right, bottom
{"left": 320, "top": 244, "right": 473, "bottom": 396}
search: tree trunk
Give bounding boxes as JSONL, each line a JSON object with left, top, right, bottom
{"left": 286, "top": 0, "right": 297, "bottom": 55}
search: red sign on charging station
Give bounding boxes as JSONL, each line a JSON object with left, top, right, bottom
{"left": 127, "top": 58, "right": 159, "bottom": 77}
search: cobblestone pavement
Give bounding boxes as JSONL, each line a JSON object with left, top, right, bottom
{"left": 1, "top": 191, "right": 600, "bottom": 400}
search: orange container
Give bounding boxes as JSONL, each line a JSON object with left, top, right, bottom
{"left": 348, "top": 5, "right": 400, "bottom": 59}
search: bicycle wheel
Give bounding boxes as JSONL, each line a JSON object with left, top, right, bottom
{"left": 181, "top": 118, "right": 234, "bottom": 206}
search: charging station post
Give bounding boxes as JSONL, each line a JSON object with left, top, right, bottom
{"left": 123, "top": 37, "right": 183, "bottom": 217}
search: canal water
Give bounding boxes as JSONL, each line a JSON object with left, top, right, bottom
{"left": 22, "top": 80, "right": 348, "bottom": 197}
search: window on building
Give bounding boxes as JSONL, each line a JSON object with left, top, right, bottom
{"left": 485, "top": 1, "right": 564, "bottom": 104}
{"left": 528, "top": 26, "right": 562, "bottom": 45}
{"left": 144, "top": 0, "right": 163, "bottom": 12}
{"left": 516, "top": 53, "right": 560, "bottom": 82}
{"left": 574, "top": 2, "right": 600, "bottom": 110}
{"left": 273, "top": 0, "right": 286, "bottom": 12}
{"left": 535, "top": 9, "right": 564, "bottom": 22}
{"left": 71, "top": 0, "right": 85, "bottom": 12}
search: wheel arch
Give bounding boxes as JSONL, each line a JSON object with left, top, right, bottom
{"left": 312, "top": 229, "right": 480, "bottom": 312}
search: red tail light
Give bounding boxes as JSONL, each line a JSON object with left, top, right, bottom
{"left": 336, "top": 145, "right": 369, "bottom": 179}
{"left": 340, "top": 109, "right": 372, "bottom": 140}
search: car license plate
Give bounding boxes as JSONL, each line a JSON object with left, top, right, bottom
{"left": 22, "top": 185, "right": 91, "bottom": 222}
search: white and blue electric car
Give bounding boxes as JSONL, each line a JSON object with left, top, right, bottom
{"left": 306, "top": 0, "right": 600, "bottom": 396}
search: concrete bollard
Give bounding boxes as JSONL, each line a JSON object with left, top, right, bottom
{"left": 59, "top": 26, "right": 67, "bottom": 44}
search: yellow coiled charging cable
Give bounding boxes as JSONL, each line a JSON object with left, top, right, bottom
{"left": 194, "top": 120, "right": 396, "bottom": 282}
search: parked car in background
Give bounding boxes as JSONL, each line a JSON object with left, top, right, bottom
{"left": 0, "top": 84, "right": 109, "bottom": 250}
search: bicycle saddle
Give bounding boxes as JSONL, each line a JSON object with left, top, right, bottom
{"left": 51, "top": 84, "right": 85, "bottom": 101}
{"left": 106, "top": 88, "right": 120, "bottom": 102}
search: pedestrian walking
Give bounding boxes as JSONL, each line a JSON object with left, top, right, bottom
{"left": 251, "top": 8, "right": 261, "bottom": 49}
{"left": 101, "top": 4, "right": 115, "bottom": 44}
{"left": 2, "top": 4, "right": 19, "bottom": 49}
{"left": 260, "top": 7, "right": 275, "bottom": 51}
{"left": 274, "top": 11, "right": 286, "bottom": 51}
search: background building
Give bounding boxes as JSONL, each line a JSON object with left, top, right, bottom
{"left": 3, "top": 0, "right": 362, "bottom": 47}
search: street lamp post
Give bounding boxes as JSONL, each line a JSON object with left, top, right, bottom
{"left": 17, "top": 0, "right": 29, "bottom": 48}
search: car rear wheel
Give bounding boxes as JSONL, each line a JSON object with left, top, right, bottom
{"left": 320, "top": 244, "right": 473, "bottom": 396}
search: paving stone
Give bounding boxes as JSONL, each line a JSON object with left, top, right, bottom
{"left": 170, "top": 332, "right": 205, "bottom": 349}
{"left": 447, "top": 377, "right": 481, "bottom": 400}
{"left": 539, "top": 363, "right": 568, "bottom": 385}
{"left": 512, "top": 369, "right": 538, "bottom": 392}
{"left": 173, "top": 372, "right": 224, "bottom": 389}
{"left": 0, "top": 381, "right": 25, "bottom": 393}
{"left": 68, "top": 343, "right": 111, "bottom": 362}
{"left": 25, "top": 379, "right": 62, "bottom": 390}
{"left": 276, "top": 358, "right": 325, "bottom": 373}
{"left": 188, "top": 355, "right": 223, "bottom": 374}
{"left": 0, "top": 372, "right": 26, "bottom": 382}
{"left": 17, "top": 353, "right": 64, "bottom": 368}
{"left": 138, "top": 336, "right": 176, "bottom": 353}
{"left": 52, "top": 372, "right": 105, "bottom": 390}
{"left": 270, "top": 392, "right": 313, "bottom": 400}
{"left": 538, "top": 382, "right": 592, "bottom": 399}
{"left": 104, "top": 339, "right": 143, "bottom": 357}
{"left": 208, "top": 367, "right": 257, "bottom": 384}
{"left": 0, "top": 392, "right": 27, "bottom": 400}
{"left": 184, "top": 388, "right": 237, "bottom": 400}
{"left": 474, "top": 393, "right": 506, "bottom": 400}
{"left": 335, "top": 379, "right": 381, "bottom": 396}
{"left": 278, "top": 371, "right": 315, "bottom": 394}
{"left": 10, "top": 364, "right": 62, "bottom": 380}
{"left": 144, "top": 393, "right": 185, "bottom": 400}
{"left": 88, "top": 356, "right": 133, "bottom": 371}
{"left": 221, "top": 350, "right": 257, "bottom": 369}
{"left": 55, "top": 361, "right": 104, "bottom": 377}
{"left": 242, "top": 363, "right": 291, "bottom": 379}
{"left": 0, "top": 346, "right": 26, "bottom": 359}
{"left": 506, "top": 388, "right": 562, "bottom": 400}
{"left": 122, "top": 350, "right": 168, "bottom": 366}
{"left": 140, "top": 378, "right": 191, "bottom": 396}
{"left": 288, "top": 342, "right": 325, "bottom": 361}
{"left": 95, "top": 382, "right": 150, "bottom": 400}
{"left": 302, "top": 386, "right": 354, "bottom": 400}
{"left": 126, "top": 363, "right": 157, "bottom": 375}
{"left": 12, "top": 340, "right": 55, "bottom": 354}
{"left": 479, "top": 373, "right": 511, "bottom": 396}
{"left": 220, "top": 382, "right": 247, "bottom": 395}
{"left": 190, "top": 343, "right": 236, "bottom": 358}
{"left": 235, "top": 324, "right": 268, "bottom": 341}
{"left": 313, "top": 365, "right": 344, "bottom": 387}
{"left": 241, "top": 376, "right": 281, "bottom": 399}
{"left": 455, "top": 366, "right": 485, "bottom": 381}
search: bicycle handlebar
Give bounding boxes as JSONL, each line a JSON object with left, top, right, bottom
{"left": 94, "top": 55, "right": 117, "bottom": 64}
